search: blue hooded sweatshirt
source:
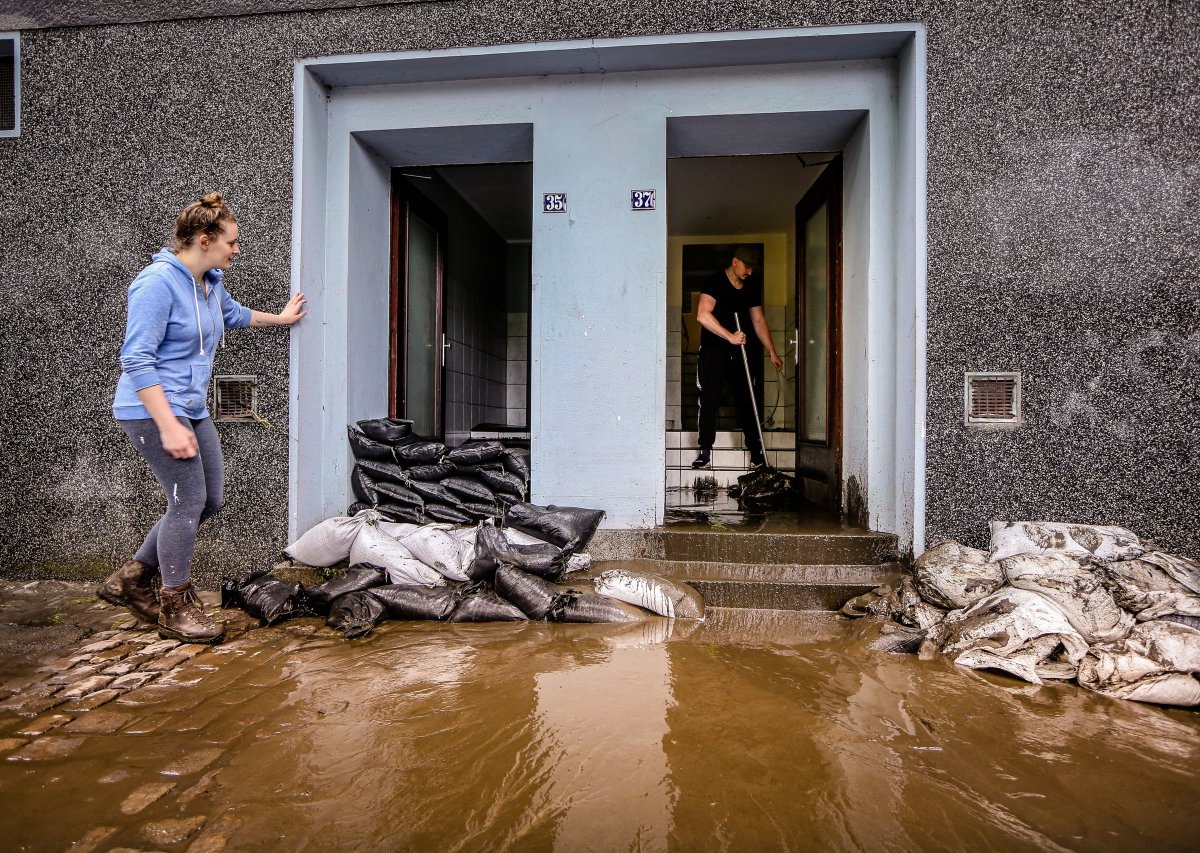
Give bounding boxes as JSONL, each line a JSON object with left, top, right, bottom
{"left": 113, "top": 249, "right": 253, "bottom": 421}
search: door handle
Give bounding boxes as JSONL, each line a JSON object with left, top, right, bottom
{"left": 442, "top": 334, "right": 451, "bottom": 367}
{"left": 790, "top": 328, "right": 799, "bottom": 365}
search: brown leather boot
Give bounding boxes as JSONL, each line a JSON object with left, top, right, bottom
{"left": 158, "top": 583, "right": 225, "bottom": 644}
{"left": 97, "top": 559, "right": 160, "bottom": 622}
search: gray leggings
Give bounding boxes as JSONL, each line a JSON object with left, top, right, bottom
{"left": 119, "top": 417, "right": 224, "bottom": 588}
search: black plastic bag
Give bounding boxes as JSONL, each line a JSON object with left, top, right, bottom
{"left": 495, "top": 565, "right": 566, "bottom": 620}
{"left": 222, "top": 570, "right": 305, "bottom": 625}
{"left": 304, "top": 566, "right": 388, "bottom": 614}
{"left": 375, "top": 480, "right": 424, "bottom": 508}
{"left": 470, "top": 523, "right": 563, "bottom": 580}
{"left": 347, "top": 425, "right": 396, "bottom": 462}
{"left": 425, "top": 503, "right": 473, "bottom": 524}
{"left": 495, "top": 492, "right": 522, "bottom": 508}
{"left": 461, "top": 502, "right": 502, "bottom": 521}
{"left": 351, "top": 464, "right": 381, "bottom": 505}
{"left": 377, "top": 503, "right": 423, "bottom": 524}
{"left": 347, "top": 501, "right": 372, "bottom": 516}
{"left": 356, "top": 417, "right": 414, "bottom": 444}
{"left": 394, "top": 441, "right": 446, "bottom": 466}
{"left": 445, "top": 441, "right": 504, "bottom": 465}
{"left": 404, "top": 478, "right": 463, "bottom": 507}
{"left": 731, "top": 466, "right": 796, "bottom": 510}
{"left": 370, "top": 584, "right": 461, "bottom": 621}
{"left": 556, "top": 591, "right": 647, "bottom": 623}
{"left": 500, "top": 448, "right": 531, "bottom": 483}
{"left": 449, "top": 461, "right": 505, "bottom": 475}
{"left": 405, "top": 461, "right": 456, "bottom": 481}
{"left": 442, "top": 476, "right": 496, "bottom": 503}
{"left": 479, "top": 468, "right": 525, "bottom": 498}
{"left": 450, "top": 587, "right": 528, "bottom": 622}
{"left": 327, "top": 590, "right": 389, "bottom": 638}
{"left": 505, "top": 503, "right": 605, "bottom": 554}
{"left": 356, "top": 458, "right": 411, "bottom": 487}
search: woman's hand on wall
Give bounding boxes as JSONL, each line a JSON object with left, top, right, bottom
{"left": 250, "top": 293, "right": 307, "bottom": 327}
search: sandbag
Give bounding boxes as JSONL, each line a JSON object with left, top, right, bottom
{"left": 557, "top": 591, "right": 649, "bottom": 623}
{"left": 404, "top": 478, "right": 464, "bottom": 507}
{"left": 479, "top": 467, "right": 526, "bottom": 498}
{"left": 495, "top": 492, "right": 522, "bottom": 508}
{"left": 471, "top": 523, "right": 564, "bottom": 580}
{"left": 840, "top": 583, "right": 899, "bottom": 619}
{"left": 1077, "top": 621, "right": 1200, "bottom": 707}
{"left": 356, "top": 417, "right": 413, "bottom": 444}
{"left": 370, "top": 584, "right": 461, "bottom": 621}
{"left": 505, "top": 502, "right": 605, "bottom": 554}
{"left": 355, "top": 458, "right": 411, "bottom": 487}
{"left": 350, "top": 523, "right": 446, "bottom": 586}
{"left": 988, "top": 521, "right": 1144, "bottom": 564}
{"left": 347, "top": 502, "right": 371, "bottom": 516}
{"left": 347, "top": 425, "right": 396, "bottom": 462}
{"left": 564, "top": 552, "right": 592, "bottom": 574}
{"left": 461, "top": 501, "right": 503, "bottom": 521}
{"left": 500, "top": 448, "right": 531, "bottom": 483}
{"left": 375, "top": 480, "right": 424, "bottom": 509}
{"left": 284, "top": 513, "right": 371, "bottom": 567}
{"left": 377, "top": 503, "right": 424, "bottom": 525}
{"left": 441, "top": 476, "right": 496, "bottom": 504}
{"left": 495, "top": 565, "right": 567, "bottom": 620}
{"left": 894, "top": 576, "right": 947, "bottom": 632}
{"left": 303, "top": 566, "right": 387, "bottom": 614}
{"left": 327, "top": 590, "right": 389, "bottom": 638}
{"left": 594, "top": 569, "right": 705, "bottom": 619}
{"left": 912, "top": 540, "right": 1004, "bottom": 610}
{"left": 450, "top": 461, "right": 505, "bottom": 475}
{"left": 869, "top": 622, "right": 927, "bottom": 655}
{"left": 222, "top": 570, "right": 304, "bottom": 625}
{"left": 450, "top": 588, "right": 529, "bottom": 622}
{"left": 351, "top": 465, "right": 381, "bottom": 506}
{"left": 1001, "top": 552, "right": 1134, "bottom": 644}
{"left": 378, "top": 520, "right": 426, "bottom": 539}
{"left": 400, "top": 524, "right": 472, "bottom": 582}
{"left": 1097, "top": 551, "right": 1200, "bottom": 621}
{"left": 393, "top": 441, "right": 447, "bottom": 466}
{"left": 445, "top": 441, "right": 504, "bottom": 465}
{"left": 425, "top": 504, "right": 473, "bottom": 525}
{"left": 405, "top": 461, "right": 456, "bottom": 481}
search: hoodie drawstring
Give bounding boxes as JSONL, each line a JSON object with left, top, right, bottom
{"left": 192, "top": 282, "right": 205, "bottom": 356}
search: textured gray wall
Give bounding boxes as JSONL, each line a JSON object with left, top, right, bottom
{"left": 1, "top": 0, "right": 1197, "bottom": 585}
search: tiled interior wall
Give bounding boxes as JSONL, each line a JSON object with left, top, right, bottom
{"left": 505, "top": 243, "right": 530, "bottom": 427}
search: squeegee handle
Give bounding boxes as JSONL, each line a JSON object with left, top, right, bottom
{"left": 734, "top": 314, "right": 768, "bottom": 454}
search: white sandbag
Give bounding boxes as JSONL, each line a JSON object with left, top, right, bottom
{"left": 988, "top": 521, "right": 1144, "bottom": 564}
{"left": 563, "top": 552, "right": 592, "bottom": 574}
{"left": 1096, "top": 552, "right": 1200, "bottom": 621}
{"left": 283, "top": 510, "right": 374, "bottom": 567}
{"left": 1077, "top": 621, "right": 1200, "bottom": 707}
{"left": 593, "top": 569, "right": 704, "bottom": 619}
{"left": 1001, "top": 553, "right": 1134, "bottom": 644}
{"left": 895, "top": 576, "right": 946, "bottom": 632}
{"left": 399, "top": 524, "right": 472, "bottom": 582}
{"left": 925, "top": 588, "right": 1089, "bottom": 685}
{"left": 349, "top": 523, "right": 446, "bottom": 587}
{"left": 502, "top": 527, "right": 552, "bottom": 547}
{"left": 450, "top": 525, "right": 479, "bottom": 578}
{"left": 912, "top": 540, "right": 1004, "bottom": 610}
{"left": 377, "top": 520, "right": 430, "bottom": 540}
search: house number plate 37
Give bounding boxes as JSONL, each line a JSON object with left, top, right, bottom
{"left": 631, "top": 189, "right": 656, "bottom": 210}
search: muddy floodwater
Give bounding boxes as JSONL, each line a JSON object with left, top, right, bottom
{"left": 2, "top": 599, "right": 1200, "bottom": 851}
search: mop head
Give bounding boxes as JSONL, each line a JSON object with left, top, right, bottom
{"left": 730, "top": 465, "right": 796, "bottom": 508}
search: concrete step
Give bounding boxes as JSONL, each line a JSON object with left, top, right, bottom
{"left": 592, "top": 528, "right": 898, "bottom": 567}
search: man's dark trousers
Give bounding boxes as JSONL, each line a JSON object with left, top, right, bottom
{"left": 696, "top": 344, "right": 763, "bottom": 453}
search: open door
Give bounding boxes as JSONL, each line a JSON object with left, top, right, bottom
{"left": 794, "top": 157, "right": 843, "bottom": 508}
{"left": 389, "top": 174, "right": 447, "bottom": 437}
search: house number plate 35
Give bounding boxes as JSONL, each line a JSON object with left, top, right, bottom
{"left": 631, "top": 189, "right": 656, "bottom": 210}
{"left": 542, "top": 193, "right": 568, "bottom": 213}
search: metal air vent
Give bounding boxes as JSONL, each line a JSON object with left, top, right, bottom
{"left": 214, "top": 375, "right": 259, "bottom": 423}
{"left": 965, "top": 372, "right": 1021, "bottom": 425}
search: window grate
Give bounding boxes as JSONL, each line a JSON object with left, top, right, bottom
{"left": 214, "top": 375, "right": 259, "bottom": 422}
{"left": 0, "top": 35, "right": 17, "bottom": 135}
{"left": 965, "top": 372, "right": 1021, "bottom": 425}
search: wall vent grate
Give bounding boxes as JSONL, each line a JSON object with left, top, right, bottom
{"left": 965, "top": 372, "right": 1021, "bottom": 425}
{"left": 214, "top": 375, "right": 259, "bottom": 423}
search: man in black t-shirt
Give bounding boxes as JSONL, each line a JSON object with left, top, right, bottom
{"left": 691, "top": 245, "right": 783, "bottom": 469}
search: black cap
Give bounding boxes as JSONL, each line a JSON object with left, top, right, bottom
{"left": 733, "top": 245, "right": 760, "bottom": 267}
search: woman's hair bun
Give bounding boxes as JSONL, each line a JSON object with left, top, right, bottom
{"left": 200, "top": 192, "right": 225, "bottom": 209}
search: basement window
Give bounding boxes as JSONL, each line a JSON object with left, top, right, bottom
{"left": 214, "top": 375, "right": 260, "bottom": 422}
{"left": 965, "top": 372, "right": 1022, "bottom": 426}
{"left": 0, "top": 34, "right": 18, "bottom": 137}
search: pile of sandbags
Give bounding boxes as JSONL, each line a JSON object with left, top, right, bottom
{"left": 224, "top": 505, "right": 705, "bottom": 639}
{"left": 843, "top": 521, "right": 1200, "bottom": 708}
{"left": 346, "top": 418, "right": 531, "bottom": 525}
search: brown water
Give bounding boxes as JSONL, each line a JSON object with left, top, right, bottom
{"left": 3, "top": 609, "right": 1200, "bottom": 851}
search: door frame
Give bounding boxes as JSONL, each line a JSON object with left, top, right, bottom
{"left": 794, "top": 156, "right": 843, "bottom": 508}
{"left": 389, "top": 171, "right": 448, "bottom": 436}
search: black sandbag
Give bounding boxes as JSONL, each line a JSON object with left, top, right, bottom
{"left": 356, "top": 417, "right": 414, "bottom": 444}
{"left": 370, "top": 584, "right": 461, "bottom": 621}
{"left": 442, "top": 476, "right": 496, "bottom": 503}
{"left": 500, "top": 448, "right": 531, "bottom": 482}
{"left": 221, "top": 568, "right": 267, "bottom": 609}
{"left": 495, "top": 565, "right": 566, "bottom": 620}
{"left": 505, "top": 503, "right": 606, "bottom": 554}
{"left": 375, "top": 480, "right": 424, "bottom": 508}
{"left": 425, "top": 503, "right": 473, "bottom": 524}
{"left": 304, "top": 566, "right": 387, "bottom": 614}
{"left": 449, "top": 461, "right": 505, "bottom": 475}
{"left": 449, "top": 588, "right": 529, "bottom": 622}
{"left": 461, "top": 501, "right": 502, "bottom": 521}
{"left": 356, "top": 458, "right": 411, "bottom": 487}
{"left": 469, "top": 523, "right": 512, "bottom": 581}
{"left": 556, "top": 591, "right": 647, "bottom": 623}
{"left": 445, "top": 441, "right": 504, "bottom": 465}
{"left": 405, "top": 461, "right": 457, "bottom": 481}
{"left": 377, "top": 503, "right": 424, "bottom": 524}
{"left": 404, "top": 478, "right": 464, "bottom": 507}
{"left": 479, "top": 467, "right": 526, "bottom": 498}
{"left": 347, "top": 425, "right": 397, "bottom": 462}
{"left": 394, "top": 441, "right": 447, "bottom": 466}
{"left": 347, "top": 501, "right": 372, "bottom": 516}
{"left": 327, "top": 589, "right": 389, "bottom": 638}
{"left": 224, "top": 570, "right": 304, "bottom": 625}
{"left": 351, "top": 464, "right": 381, "bottom": 505}
{"left": 470, "top": 523, "right": 564, "bottom": 580}
{"left": 495, "top": 492, "right": 522, "bottom": 508}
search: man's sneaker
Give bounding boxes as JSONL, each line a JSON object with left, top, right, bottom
{"left": 691, "top": 449, "right": 712, "bottom": 469}
{"left": 749, "top": 451, "right": 766, "bottom": 469}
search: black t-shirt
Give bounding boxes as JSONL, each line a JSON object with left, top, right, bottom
{"left": 699, "top": 269, "right": 763, "bottom": 350}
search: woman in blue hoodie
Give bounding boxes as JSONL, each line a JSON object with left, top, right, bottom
{"left": 103, "top": 193, "right": 306, "bottom": 643}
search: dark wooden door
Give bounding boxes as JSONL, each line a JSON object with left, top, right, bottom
{"left": 390, "top": 174, "right": 447, "bottom": 437}
{"left": 794, "top": 157, "right": 843, "bottom": 508}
